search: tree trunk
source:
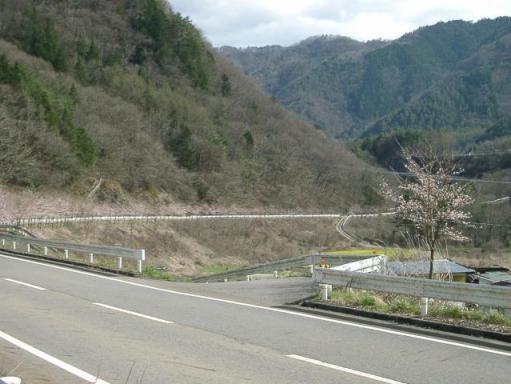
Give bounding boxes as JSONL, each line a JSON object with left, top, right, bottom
{"left": 428, "top": 247, "right": 435, "bottom": 279}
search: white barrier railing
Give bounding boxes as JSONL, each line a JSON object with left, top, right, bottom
{"left": 0, "top": 233, "right": 145, "bottom": 273}
{"left": 314, "top": 268, "right": 511, "bottom": 310}
{"left": 192, "top": 254, "right": 368, "bottom": 282}
{"left": 12, "top": 213, "right": 344, "bottom": 227}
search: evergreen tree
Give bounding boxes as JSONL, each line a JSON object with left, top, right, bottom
{"left": 221, "top": 74, "right": 232, "bottom": 97}
{"left": 23, "top": 9, "right": 68, "bottom": 71}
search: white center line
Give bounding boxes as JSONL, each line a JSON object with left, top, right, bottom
{"left": 0, "top": 330, "right": 110, "bottom": 384}
{"left": 287, "top": 355, "right": 407, "bottom": 384}
{"left": 93, "top": 302, "right": 173, "bottom": 324}
{"left": 1, "top": 254, "right": 510, "bottom": 357}
{"left": 4, "top": 278, "right": 46, "bottom": 291}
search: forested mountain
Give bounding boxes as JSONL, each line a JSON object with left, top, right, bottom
{"left": 0, "top": 0, "right": 376, "bottom": 209}
{"left": 221, "top": 19, "right": 511, "bottom": 173}
{"left": 221, "top": 36, "right": 386, "bottom": 98}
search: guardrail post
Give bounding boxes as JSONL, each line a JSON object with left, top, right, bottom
{"left": 12, "top": 241, "right": 16, "bottom": 250}
{"left": 27, "top": 244, "right": 30, "bottom": 253}
{"left": 44, "top": 246, "right": 48, "bottom": 256}
{"left": 420, "top": 297, "right": 429, "bottom": 316}
{"left": 90, "top": 253, "right": 94, "bottom": 264}
{"left": 320, "top": 284, "right": 331, "bottom": 301}
{"left": 64, "top": 249, "right": 69, "bottom": 259}
{"left": 137, "top": 260, "right": 142, "bottom": 273}
{"left": 309, "top": 264, "right": 314, "bottom": 274}
{"left": 2, "top": 239, "right": 5, "bottom": 246}
{"left": 273, "top": 270, "right": 279, "bottom": 279}
{"left": 117, "top": 257, "right": 123, "bottom": 270}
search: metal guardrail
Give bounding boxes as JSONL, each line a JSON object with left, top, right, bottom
{"left": 314, "top": 269, "right": 511, "bottom": 309}
{"left": 0, "top": 233, "right": 145, "bottom": 273}
{"left": 12, "top": 213, "right": 343, "bottom": 227}
{"left": 193, "top": 254, "right": 369, "bottom": 283}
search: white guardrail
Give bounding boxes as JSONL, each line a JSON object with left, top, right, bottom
{"left": 192, "top": 254, "right": 369, "bottom": 283}
{"left": 0, "top": 233, "right": 145, "bottom": 273}
{"left": 314, "top": 268, "right": 511, "bottom": 309}
{"left": 13, "top": 213, "right": 344, "bottom": 227}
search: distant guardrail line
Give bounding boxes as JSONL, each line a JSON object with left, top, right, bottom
{"left": 12, "top": 213, "right": 349, "bottom": 227}
{"left": 314, "top": 268, "right": 511, "bottom": 309}
{"left": 336, "top": 212, "right": 395, "bottom": 245}
{"left": 481, "top": 196, "right": 510, "bottom": 205}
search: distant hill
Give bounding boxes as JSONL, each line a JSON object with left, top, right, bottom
{"left": 220, "top": 35, "right": 388, "bottom": 137}
{"left": 0, "top": 0, "right": 377, "bottom": 209}
{"left": 221, "top": 36, "right": 386, "bottom": 97}
{"left": 220, "top": 19, "right": 511, "bottom": 175}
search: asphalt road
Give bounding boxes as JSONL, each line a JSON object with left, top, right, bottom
{"left": 1, "top": 253, "right": 510, "bottom": 384}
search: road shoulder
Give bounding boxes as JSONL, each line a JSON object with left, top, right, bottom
{"left": 0, "top": 338, "right": 78, "bottom": 384}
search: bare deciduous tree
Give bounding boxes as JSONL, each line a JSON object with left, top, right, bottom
{"left": 381, "top": 147, "right": 474, "bottom": 279}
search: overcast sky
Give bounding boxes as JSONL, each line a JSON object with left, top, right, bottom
{"left": 169, "top": 0, "right": 511, "bottom": 47}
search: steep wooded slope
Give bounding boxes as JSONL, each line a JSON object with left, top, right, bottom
{"left": 0, "top": 0, "right": 375, "bottom": 209}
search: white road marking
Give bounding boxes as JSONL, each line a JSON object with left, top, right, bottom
{"left": 1, "top": 254, "right": 510, "bottom": 357}
{"left": 0, "top": 330, "right": 110, "bottom": 384}
{"left": 93, "top": 302, "right": 173, "bottom": 324}
{"left": 287, "top": 355, "right": 407, "bottom": 384}
{"left": 4, "top": 278, "right": 46, "bottom": 291}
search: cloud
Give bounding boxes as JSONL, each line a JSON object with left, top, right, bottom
{"left": 169, "top": 0, "right": 511, "bottom": 47}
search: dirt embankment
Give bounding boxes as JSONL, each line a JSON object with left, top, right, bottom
{"left": 33, "top": 219, "right": 348, "bottom": 276}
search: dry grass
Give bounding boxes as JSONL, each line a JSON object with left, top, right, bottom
{"left": 1, "top": 184, "right": 350, "bottom": 223}
{"left": 33, "top": 218, "right": 349, "bottom": 276}
{"left": 447, "top": 247, "right": 511, "bottom": 269}
{"left": 1, "top": 185, "right": 352, "bottom": 276}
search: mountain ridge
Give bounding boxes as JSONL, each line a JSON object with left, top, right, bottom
{"left": 221, "top": 17, "right": 511, "bottom": 140}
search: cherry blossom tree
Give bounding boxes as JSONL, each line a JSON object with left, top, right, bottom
{"left": 381, "top": 147, "right": 473, "bottom": 279}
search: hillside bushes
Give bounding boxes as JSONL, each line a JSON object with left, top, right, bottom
{"left": 0, "top": 54, "right": 96, "bottom": 167}
{"left": 0, "top": 1, "right": 371, "bottom": 208}
{"left": 130, "top": 0, "right": 212, "bottom": 89}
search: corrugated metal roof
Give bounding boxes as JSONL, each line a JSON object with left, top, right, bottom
{"left": 386, "top": 259, "right": 475, "bottom": 276}
{"left": 479, "top": 271, "right": 511, "bottom": 285}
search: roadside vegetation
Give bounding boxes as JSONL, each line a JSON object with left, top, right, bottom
{"left": 143, "top": 266, "right": 181, "bottom": 281}
{"left": 326, "top": 288, "right": 511, "bottom": 329}
{"left": 31, "top": 218, "right": 348, "bottom": 276}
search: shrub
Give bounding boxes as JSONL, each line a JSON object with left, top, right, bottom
{"left": 221, "top": 74, "right": 232, "bottom": 97}
{"left": 388, "top": 298, "right": 420, "bottom": 314}
{"left": 167, "top": 126, "right": 197, "bottom": 170}
{"left": 360, "top": 294, "right": 376, "bottom": 306}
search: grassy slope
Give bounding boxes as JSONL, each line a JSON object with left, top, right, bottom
{"left": 33, "top": 218, "right": 348, "bottom": 276}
